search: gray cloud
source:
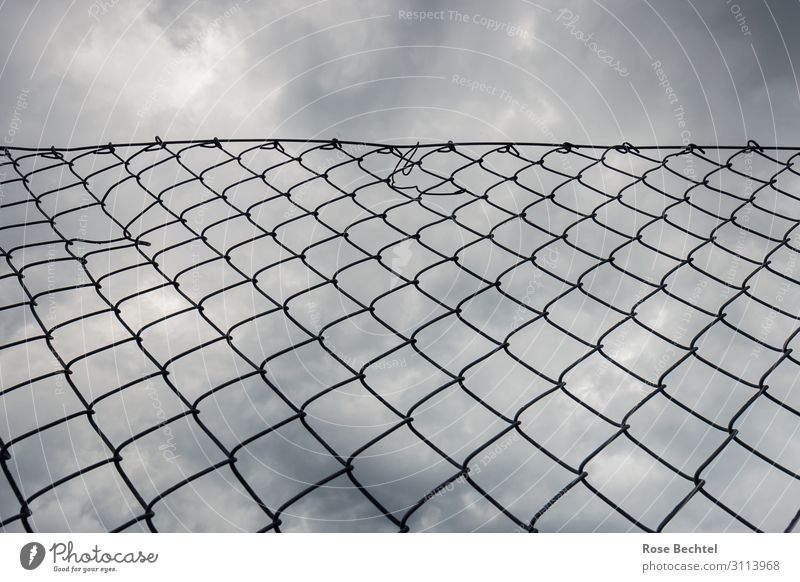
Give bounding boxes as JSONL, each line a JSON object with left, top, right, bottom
{"left": 1, "top": 0, "right": 799, "bottom": 533}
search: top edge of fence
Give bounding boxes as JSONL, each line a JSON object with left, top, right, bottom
{"left": 1, "top": 139, "right": 798, "bottom": 153}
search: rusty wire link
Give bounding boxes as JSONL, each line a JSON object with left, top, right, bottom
{"left": 0, "top": 139, "right": 799, "bottom": 532}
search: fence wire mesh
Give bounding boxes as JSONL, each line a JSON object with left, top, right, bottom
{"left": 0, "top": 139, "right": 798, "bottom": 533}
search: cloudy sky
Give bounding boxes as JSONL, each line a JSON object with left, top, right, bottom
{"left": 1, "top": 0, "right": 799, "bottom": 147}
{"left": 1, "top": 0, "right": 799, "bottom": 533}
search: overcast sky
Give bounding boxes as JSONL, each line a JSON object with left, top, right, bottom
{"left": 1, "top": 0, "right": 799, "bottom": 147}
{"left": 1, "top": 0, "right": 799, "bottom": 534}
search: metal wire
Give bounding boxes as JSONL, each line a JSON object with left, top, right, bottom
{"left": 0, "top": 139, "right": 798, "bottom": 532}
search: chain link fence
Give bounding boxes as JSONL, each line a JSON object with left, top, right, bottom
{"left": 0, "top": 139, "right": 798, "bottom": 532}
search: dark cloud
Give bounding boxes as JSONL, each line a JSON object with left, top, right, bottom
{"left": 1, "top": 1, "right": 799, "bottom": 533}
